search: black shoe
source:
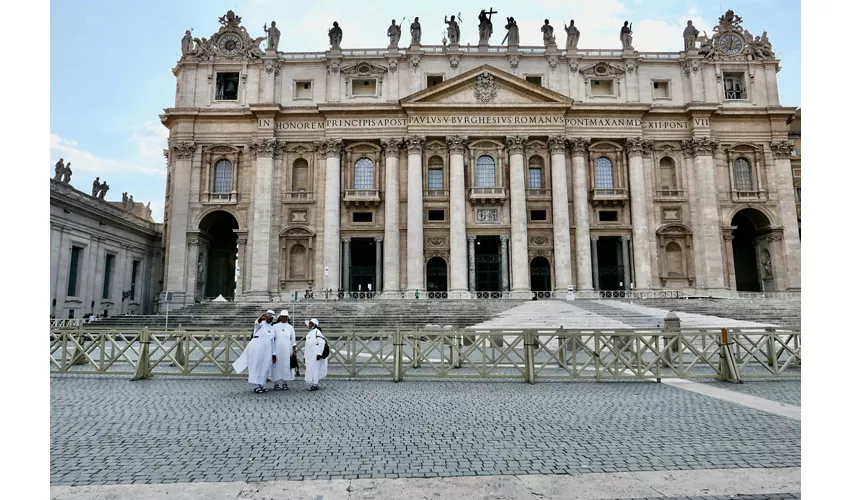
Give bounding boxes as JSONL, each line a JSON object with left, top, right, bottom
{"left": 273, "top": 383, "right": 282, "bottom": 391}
{"left": 282, "top": 384, "right": 289, "bottom": 391}
{"left": 308, "top": 385, "right": 319, "bottom": 391}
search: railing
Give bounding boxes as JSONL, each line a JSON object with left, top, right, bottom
{"left": 206, "top": 192, "right": 236, "bottom": 203}
{"left": 590, "top": 188, "right": 628, "bottom": 201}
{"left": 473, "top": 291, "right": 504, "bottom": 299}
{"left": 735, "top": 291, "right": 801, "bottom": 300}
{"left": 639, "top": 52, "right": 680, "bottom": 60}
{"left": 283, "top": 52, "right": 325, "bottom": 60}
{"left": 573, "top": 290, "right": 683, "bottom": 299}
{"left": 340, "top": 48, "right": 405, "bottom": 57}
{"left": 469, "top": 187, "right": 507, "bottom": 199}
{"left": 518, "top": 46, "right": 546, "bottom": 54}
{"left": 427, "top": 291, "right": 448, "bottom": 299}
{"left": 424, "top": 189, "right": 449, "bottom": 199}
{"left": 655, "top": 189, "right": 685, "bottom": 198}
{"left": 576, "top": 50, "right": 623, "bottom": 57}
{"left": 343, "top": 189, "right": 381, "bottom": 204}
{"left": 732, "top": 190, "right": 768, "bottom": 201}
{"left": 532, "top": 291, "right": 554, "bottom": 299}
{"left": 50, "top": 327, "right": 800, "bottom": 383}
{"left": 526, "top": 188, "right": 551, "bottom": 198}
{"left": 50, "top": 319, "right": 88, "bottom": 328}
{"left": 283, "top": 191, "right": 313, "bottom": 202}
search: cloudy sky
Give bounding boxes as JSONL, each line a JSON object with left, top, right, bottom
{"left": 50, "top": 0, "right": 801, "bottom": 223}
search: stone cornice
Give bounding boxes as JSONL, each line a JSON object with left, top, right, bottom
{"left": 506, "top": 135, "right": 529, "bottom": 155}
{"left": 547, "top": 135, "right": 569, "bottom": 156}
{"left": 380, "top": 137, "right": 404, "bottom": 158}
{"left": 404, "top": 135, "right": 426, "bottom": 154}
{"left": 170, "top": 141, "right": 196, "bottom": 160}
{"left": 445, "top": 135, "right": 469, "bottom": 155}
{"left": 770, "top": 140, "right": 794, "bottom": 159}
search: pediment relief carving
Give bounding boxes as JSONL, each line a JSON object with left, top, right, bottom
{"left": 579, "top": 62, "right": 625, "bottom": 77}
{"left": 656, "top": 223, "right": 693, "bottom": 235}
{"left": 424, "top": 140, "right": 447, "bottom": 154}
{"left": 280, "top": 225, "right": 315, "bottom": 238}
{"left": 341, "top": 61, "right": 388, "bottom": 78}
{"left": 345, "top": 142, "right": 381, "bottom": 153}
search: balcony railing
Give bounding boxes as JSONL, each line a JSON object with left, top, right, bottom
{"left": 343, "top": 189, "right": 381, "bottom": 206}
{"left": 283, "top": 190, "right": 313, "bottom": 202}
{"left": 732, "top": 190, "right": 768, "bottom": 201}
{"left": 590, "top": 188, "right": 628, "bottom": 203}
{"left": 205, "top": 192, "right": 236, "bottom": 204}
{"left": 526, "top": 188, "right": 551, "bottom": 199}
{"left": 424, "top": 189, "right": 449, "bottom": 199}
{"left": 655, "top": 189, "right": 686, "bottom": 199}
{"left": 469, "top": 187, "right": 507, "bottom": 203}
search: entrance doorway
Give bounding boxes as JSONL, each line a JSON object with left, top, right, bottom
{"left": 731, "top": 208, "right": 771, "bottom": 292}
{"left": 349, "top": 238, "right": 376, "bottom": 292}
{"left": 530, "top": 256, "right": 552, "bottom": 292}
{"left": 597, "top": 236, "right": 625, "bottom": 290}
{"left": 426, "top": 257, "right": 448, "bottom": 293}
{"left": 198, "top": 211, "right": 238, "bottom": 299}
{"left": 475, "top": 236, "right": 502, "bottom": 292}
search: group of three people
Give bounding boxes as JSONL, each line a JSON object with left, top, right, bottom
{"left": 232, "top": 310, "right": 328, "bottom": 393}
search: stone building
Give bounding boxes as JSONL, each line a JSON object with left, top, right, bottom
{"left": 160, "top": 9, "right": 800, "bottom": 306}
{"left": 50, "top": 179, "right": 163, "bottom": 318}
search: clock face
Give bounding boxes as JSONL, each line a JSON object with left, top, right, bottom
{"left": 218, "top": 34, "right": 242, "bottom": 56}
{"left": 718, "top": 34, "right": 744, "bottom": 56}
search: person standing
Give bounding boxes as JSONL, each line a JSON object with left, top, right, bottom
{"left": 304, "top": 318, "right": 327, "bottom": 391}
{"left": 232, "top": 309, "right": 277, "bottom": 393}
{"left": 271, "top": 310, "right": 296, "bottom": 390}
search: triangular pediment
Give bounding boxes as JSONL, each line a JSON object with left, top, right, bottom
{"left": 401, "top": 65, "right": 572, "bottom": 107}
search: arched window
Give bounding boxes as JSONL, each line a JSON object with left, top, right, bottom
{"left": 289, "top": 244, "right": 307, "bottom": 279}
{"left": 475, "top": 155, "right": 496, "bottom": 188}
{"left": 659, "top": 157, "right": 677, "bottom": 191}
{"left": 213, "top": 159, "right": 233, "bottom": 193}
{"left": 665, "top": 242, "right": 684, "bottom": 277}
{"left": 354, "top": 158, "right": 374, "bottom": 189}
{"left": 427, "top": 156, "right": 444, "bottom": 190}
{"left": 733, "top": 157, "right": 753, "bottom": 191}
{"left": 594, "top": 156, "right": 614, "bottom": 189}
{"left": 292, "top": 159, "right": 309, "bottom": 192}
{"left": 528, "top": 155, "right": 544, "bottom": 190}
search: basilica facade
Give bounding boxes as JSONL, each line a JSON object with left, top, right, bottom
{"left": 160, "top": 9, "right": 800, "bottom": 306}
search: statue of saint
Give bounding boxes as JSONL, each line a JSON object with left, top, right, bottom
{"left": 683, "top": 20, "right": 699, "bottom": 51}
{"left": 92, "top": 177, "right": 101, "bottom": 197}
{"left": 410, "top": 17, "right": 421, "bottom": 45}
{"left": 541, "top": 19, "right": 555, "bottom": 46}
{"left": 181, "top": 30, "right": 194, "bottom": 56}
{"left": 122, "top": 192, "right": 129, "bottom": 207}
{"left": 54, "top": 158, "right": 65, "bottom": 181}
{"left": 444, "top": 15, "right": 460, "bottom": 44}
{"left": 328, "top": 21, "right": 343, "bottom": 49}
{"left": 128, "top": 195, "right": 135, "bottom": 210}
{"left": 264, "top": 21, "right": 280, "bottom": 51}
{"left": 565, "top": 20, "right": 580, "bottom": 49}
{"left": 387, "top": 19, "right": 401, "bottom": 49}
{"left": 620, "top": 21, "right": 633, "bottom": 50}
{"left": 501, "top": 17, "right": 519, "bottom": 46}
{"left": 478, "top": 9, "right": 495, "bottom": 45}
{"left": 99, "top": 182, "right": 109, "bottom": 199}
{"left": 62, "top": 163, "right": 72, "bottom": 184}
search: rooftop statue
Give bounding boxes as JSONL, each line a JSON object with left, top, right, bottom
{"left": 620, "top": 21, "right": 633, "bottom": 50}
{"left": 264, "top": 21, "right": 280, "bottom": 51}
{"left": 444, "top": 15, "right": 460, "bottom": 44}
{"left": 410, "top": 17, "right": 421, "bottom": 45}
{"left": 565, "top": 20, "right": 580, "bottom": 49}
{"left": 478, "top": 8, "right": 496, "bottom": 45}
{"left": 541, "top": 19, "right": 555, "bottom": 47}
{"left": 328, "top": 21, "right": 343, "bottom": 49}
{"left": 387, "top": 19, "right": 401, "bottom": 49}
{"left": 683, "top": 20, "right": 699, "bottom": 51}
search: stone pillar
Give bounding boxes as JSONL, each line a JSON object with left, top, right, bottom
{"left": 235, "top": 237, "right": 247, "bottom": 298}
{"left": 548, "top": 136, "right": 573, "bottom": 292}
{"left": 318, "top": 139, "right": 344, "bottom": 293}
{"left": 446, "top": 135, "right": 469, "bottom": 296}
{"left": 468, "top": 236, "right": 476, "bottom": 293}
{"left": 626, "top": 137, "right": 653, "bottom": 290}
{"left": 375, "top": 237, "right": 383, "bottom": 293}
{"left": 381, "top": 137, "right": 404, "bottom": 293}
{"left": 165, "top": 141, "right": 195, "bottom": 305}
{"left": 569, "top": 138, "right": 593, "bottom": 290}
{"left": 770, "top": 141, "right": 802, "bottom": 290}
{"left": 247, "top": 137, "right": 281, "bottom": 300}
{"left": 500, "top": 235, "right": 510, "bottom": 291}
{"left": 507, "top": 135, "right": 531, "bottom": 295}
{"left": 405, "top": 136, "right": 426, "bottom": 297}
{"left": 683, "top": 137, "right": 726, "bottom": 292}
{"left": 621, "top": 236, "right": 631, "bottom": 290}
{"left": 590, "top": 236, "right": 600, "bottom": 290}
{"left": 185, "top": 237, "right": 200, "bottom": 304}
{"left": 342, "top": 238, "right": 351, "bottom": 293}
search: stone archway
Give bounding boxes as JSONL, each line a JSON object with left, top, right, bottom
{"left": 198, "top": 211, "right": 238, "bottom": 299}
{"left": 730, "top": 208, "right": 771, "bottom": 292}
{"left": 530, "top": 256, "right": 552, "bottom": 292}
{"left": 426, "top": 257, "right": 448, "bottom": 293}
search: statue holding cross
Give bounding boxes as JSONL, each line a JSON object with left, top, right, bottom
{"left": 478, "top": 8, "right": 497, "bottom": 45}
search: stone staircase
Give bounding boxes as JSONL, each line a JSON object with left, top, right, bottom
{"left": 637, "top": 297, "right": 801, "bottom": 328}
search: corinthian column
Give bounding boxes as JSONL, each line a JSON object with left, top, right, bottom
{"left": 381, "top": 137, "right": 404, "bottom": 294}
{"left": 548, "top": 135, "right": 573, "bottom": 292}
{"left": 165, "top": 141, "right": 195, "bottom": 305}
{"left": 248, "top": 137, "right": 282, "bottom": 300}
{"left": 507, "top": 135, "right": 531, "bottom": 295}
{"left": 626, "top": 137, "right": 652, "bottom": 290}
{"left": 405, "top": 136, "right": 426, "bottom": 297}
{"left": 446, "top": 135, "right": 469, "bottom": 296}
{"left": 569, "top": 137, "right": 593, "bottom": 290}
{"left": 318, "top": 138, "right": 344, "bottom": 293}
{"left": 770, "top": 141, "right": 801, "bottom": 290}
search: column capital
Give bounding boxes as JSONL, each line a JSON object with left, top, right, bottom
{"left": 468, "top": 236, "right": 476, "bottom": 243}
{"left": 375, "top": 236, "right": 384, "bottom": 243}
{"left": 237, "top": 238, "right": 248, "bottom": 245}
{"left": 250, "top": 138, "right": 280, "bottom": 158}
{"left": 590, "top": 235, "right": 600, "bottom": 242}
{"left": 313, "top": 138, "right": 344, "bottom": 159}
{"left": 626, "top": 137, "right": 652, "bottom": 156}
{"left": 567, "top": 137, "right": 590, "bottom": 156}
{"left": 170, "top": 141, "right": 196, "bottom": 160}
{"left": 445, "top": 135, "right": 469, "bottom": 155}
{"left": 342, "top": 237, "right": 351, "bottom": 244}
{"left": 547, "top": 135, "right": 569, "bottom": 156}
{"left": 404, "top": 135, "right": 426, "bottom": 154}
{"left": 500, "top": 235, "right": 509, "bottom": 243}
{"left": 380, "top": 137, "right": 405, "bottom": 158}
{"left": 506, "top": 135, "right": 529, "bottom": 155}
{"left": 682, "top": 137, "right": 718, "bottom": 157}
{"left": 620, "top": 235, "right": 631, "bottom": 243}
{"left": 770, "top": 140, "right": 795, "bottom": 159}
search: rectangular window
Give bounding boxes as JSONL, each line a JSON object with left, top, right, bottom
{"left": 130, "top": 260, "right": 140, "bottom": 301}
{"left": 428, "top": 209, "right": 445, "bottom": 222}
{"left": 352, "top": 212, "right": 373, "bottom": 223}
{"left": 67, "top": 246, "right": 83, "bottom": 297}
{"left": 102, "top": 254, "right": 115, "bottom": 299}
{"left": 426, "top": 75, "right": 444, "bottom": 87}
{"left": 215, "top": 72, "right": 240, "bottom": 100}
{"left": 599, "top": 211, "right": 618, "bottom": 222}
{"left": 528, "top": 168, "right": 543, "bottom": 190}
{"left": 590, "top": 79, "right": 614, "bottom": 96}
{"left": 68, "top": 309, "right": 75, "bottom": 319}
{"left": 652, "top": 80, "right": 670, "bottom": 99}
{"left": 475, "top": 163, "right": 496, "bottom": 188}
{"left": 530, "top": 210, "right": 547, "bottom": 222}
{"left": 796, "top": 187, "right": 801, "bottom": 202}
{"left": 352, "top": 79, "right": 377, "bottom": 96}
{"left": 525, "top": 75, "right": 542, "bottom": 86}
{"left": 213, "top": 161, "right": 233, "bottom": 193}
{"left": 295, "top": 81, "right": 313, "bottom": 99}
{"left": 723, "top": 73, "right": 747, "bottom": 100}
{"left": 428, "top": 168, "right": 444, "bottom": 190}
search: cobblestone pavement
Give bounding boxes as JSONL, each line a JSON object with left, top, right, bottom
{"left": 50, "top": 375, "right": 800, "bottom": 487}
{"left": 610, "top": 495, "right": 800, "bottom": 499}
{"left": 696, "top": 380, "right": 801, "bottom": 407}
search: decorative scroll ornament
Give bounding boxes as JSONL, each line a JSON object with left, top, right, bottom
{"left": 250, "top": 138, "right": 277, "bottom": 158}
{"left": 770, "top": 140, "right": 795, "bottom": 159}
{"left": 445, "top": 135, "right": 469, "bottom": 155}
{"left": 547, "top": 135, "right": 569, "bottom": 156}
{"left": 380, "top": 137, "right": 404, "bottom": 158}
{"left": 264, "top": 60, "right": 281, "bottom": 75}
{"left": 547, "top": 55, "right": 558, "bottom": 71}
{"left": 473, "top": 71, "right": 498, "bottom": 103}
{"left": 170, "top": 141, "right": 196, "bottom": 159}
{"left": 567, "top": 137, "right": 590, "bottom": 156}
{"left": 449, "top": 54, "right": 461, "bottom": 69}
{"left": 428, "top": 237, "right": 447, "bottom": 247}
{"left": 409, "top": 54, "right": 421, "bottom": 70}
{"left": 530, "top": 236, "right": 549, "bottom": 246}
{"left": 506, "top": 135, "right": 528, "bottom": 155}
{"left": 404, "top": 135, "right": 426, "bottom": 155}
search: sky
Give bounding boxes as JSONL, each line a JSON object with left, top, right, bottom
{"left": 49, "top": 0, "right": 801, "bottom": 223}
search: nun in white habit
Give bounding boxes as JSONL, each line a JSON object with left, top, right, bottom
{"left": 270, "top": 310, "right": 297, "bottom": 390}
{"left": 304, "top": 318, "right": 328, "bottom": 391}
{"left": 232, "top": 309, "right": 277, "bottom": 393}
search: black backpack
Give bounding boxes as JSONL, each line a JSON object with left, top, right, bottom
{"left": 316, "top": 330, "right": 330, "bottom": 359}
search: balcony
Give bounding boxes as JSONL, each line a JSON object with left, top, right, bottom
{"left": 468, "top": 187, "right": 507, "bottom": 204}
{"left": 590, "top": 188, "right": 628, "bottom": 205}
{"left": 525, "top": 188, "right": 551, "bottom": 200}
{"left": 731, "top": 190, "right": 768, "bottom": 202}
{"left": 655, "top": 189, "right": 686, "bottom": 200}
{"left": 424, "top": 189, "right": 449, "bottom": 201}
{"left": 205, "top": 192, "right": 237, "bottom": 204}
{"left": 283, "top": 190, "right": 313, "bottom": 203}
{"left": 343, "top": 189, "right": 381, "bottom": 207}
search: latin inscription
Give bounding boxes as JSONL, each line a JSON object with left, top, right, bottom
{"left": 260, "top": 117, "right": 708, "bottom": 130}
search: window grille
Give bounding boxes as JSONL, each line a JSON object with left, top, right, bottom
{"left": 213, "top": 159, "right": 232, "bottom": 193}
{"left": 595, "top": 157, "right": 614, "bottom": 189}
{"left": 475, "top": 155, "right": 496, "bottom": 188}
{"left": 354, "top": 158, "right": 374, "bottom": 189}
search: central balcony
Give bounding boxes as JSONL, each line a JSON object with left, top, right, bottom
{"left": 731, "top": 190, "right": 768, "bottom": 202}
{"left": 424, "top": 189, "right": 449, "bottom": 201}
{"left": 590, "top": 187, "right": 628, "bottom": 205}
{"left": 343, "top": 189, "right": 381, "bottom": 207}
{"left": 525, "top": 188, "right": 551, "bottom": 200}
{"left": 468, "top": 187, "right": 507, "bottom": 204}
{"left": 283, "top": 190, "right": 313, "bottom": 203}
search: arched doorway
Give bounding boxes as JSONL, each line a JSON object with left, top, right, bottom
{"left": 530, "top": 256, "right": 552, "bottom": 292}
{"left": 198, "top": 211, "right": 238, "bottom": 299}
{"left": 426, "top": 257, "right": 448, "bottom": 293}
{"left": 731, "top": 208, "right": 771, "bottom": 292}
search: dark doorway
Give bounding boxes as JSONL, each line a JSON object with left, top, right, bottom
{"left": 530, "top": 256, "right": 552, "bottom": 292}
{"left": 199, "top": 211, "right": 238, "bottom": 299}
{"left": 426, "top": 257, "right": 448, "bottom": 292}
{"left": 731, "top": 208, "right": 770, "bottom": 292}
{"left": 597, "top": 236, "right": 624, "bottom": 290}
{"left": 475, "top": 236, "right": 502, "bottom": 292}
{"left": 350, "top": 238, "right": 376, "bottom": 292}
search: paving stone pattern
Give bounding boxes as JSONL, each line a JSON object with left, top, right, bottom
{"left": 611, "top": 495, "right": 800, "bottom": 499}
{"left": 50, "top": 375, "right": 800, "bottom": 486}
{"left": 697, "top": 381, "right": 801, "bottom": 407}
